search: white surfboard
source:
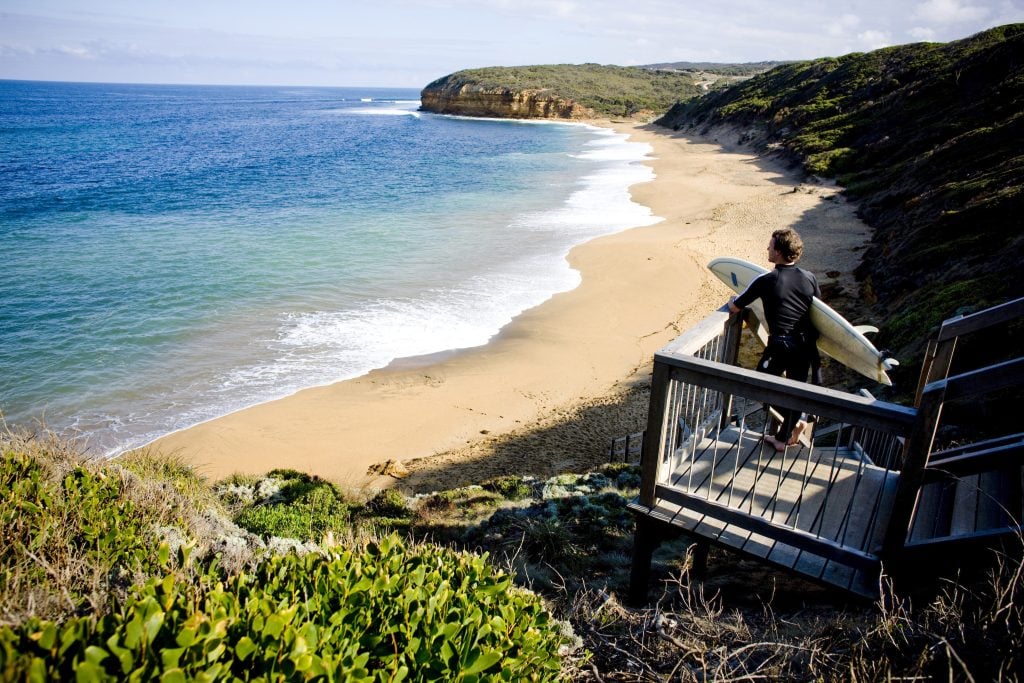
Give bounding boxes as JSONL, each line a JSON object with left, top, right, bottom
{"left": 708, "top": 256, "right": 896, "bottom": 385}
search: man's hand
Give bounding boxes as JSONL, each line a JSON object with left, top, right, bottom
{"left": 728, "top": 297, "right": 742, "bottom": 314}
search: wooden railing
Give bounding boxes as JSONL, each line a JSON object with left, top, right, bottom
{"left": 900, "top": 356, "right": 1024, "bottom": 554}
{"left": 630, "top": 296, "right": 1024, "bottom": 601}
{"left": 901, "top": 296, "right": 1024, "bottom": 554}
{"left": 632, "top": 306, "right": 918, "bottom": 598}
{"left": 914, "top": 296, "right": 1024, "bottom": 405}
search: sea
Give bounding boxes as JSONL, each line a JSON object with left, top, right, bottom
{"left": 0, "top": 80, "right": 660, "bottom": 455}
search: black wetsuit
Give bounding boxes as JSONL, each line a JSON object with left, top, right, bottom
{"left": 733, "top": 263, "right": 821, "bottom": 440}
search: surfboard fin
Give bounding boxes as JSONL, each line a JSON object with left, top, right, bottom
{"left": 854, "top": 325, "right": 879, "bottom": 335}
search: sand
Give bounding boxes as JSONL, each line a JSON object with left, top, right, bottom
{"left": 149, "top": 122, "right": 872, "bottom": 493}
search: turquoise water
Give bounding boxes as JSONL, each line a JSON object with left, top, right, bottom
{"left": 0, "top": 80, "right": 658, "bottom": 454}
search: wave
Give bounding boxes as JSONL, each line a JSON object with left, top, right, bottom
{"left": 346, "top": 108, "right": 422, "bottom": 118}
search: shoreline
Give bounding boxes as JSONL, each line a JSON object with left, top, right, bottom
{"left": 149, "top": 121, "right": 872, "bottom": 491}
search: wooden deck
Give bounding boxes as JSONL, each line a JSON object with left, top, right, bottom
{"left": 629, "top": 425, "right": 897, "bottom": 597}
{"left": 628, "top": 297, "right": 1024, "bottom": 604}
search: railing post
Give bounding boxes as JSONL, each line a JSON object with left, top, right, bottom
{"left": 628, "top": 516, "right": 664, "bottom": 606}
{"left": 630, "top": 359, "right": 674, "bottom": 606}
{"left": 914, "top": 335, "right": 957, "bottom": 407}
{"left": 718, "top": 311, "right": 744, "bottom": 429}
{"left": 639, "top": 359, "right": 672, "bottom": 507}
{"left": 882, "top": 383, "right": 945, "bottom": 563}
{"left": 720, "top": 310, "right": 744, "bottom": 366}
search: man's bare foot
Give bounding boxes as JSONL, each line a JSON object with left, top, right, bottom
{"left": 788, "top": 420, "right": 809, "bottom": 446}
{"left": 764, "top": 434, "right": 787, "bottom": 452}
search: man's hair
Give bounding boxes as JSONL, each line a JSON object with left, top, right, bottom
{"left": 771, "top": 228, "right": 804, "bottom": 262}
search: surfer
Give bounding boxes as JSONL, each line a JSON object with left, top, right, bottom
{"left": 728, "top": 228, "right": 821, "bottom": 452}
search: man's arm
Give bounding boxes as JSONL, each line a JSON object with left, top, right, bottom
{"left": 728, "top": 273, "right": 767, "bottom": 313}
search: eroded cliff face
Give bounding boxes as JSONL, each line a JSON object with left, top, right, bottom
{"left": 420, "top": 82, "right": 593, "bottom": 119}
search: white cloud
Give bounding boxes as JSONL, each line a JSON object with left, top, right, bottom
{"left": 858, "top": 29, "right": 893, "bottom": 49}
{"left": 56, "top": 44, "right": 97, "bottom": 59}
{"left": 913, "top": 0, "right": 990, "bottom": 24}
{"left": 3, "top": 1, "right": 1020, "bottom": 87}
{"left": 990, "top": 0, "right": 1024, "bottom": 25}
{"left": 828, "top": 13, "right": 862, "bottom": 37}
{"left": 909, "top": 26, "right": 939, "bottom": 40}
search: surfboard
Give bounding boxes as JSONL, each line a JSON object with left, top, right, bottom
{"left": 708, "top": 256, "right": 896, "bottom": 385}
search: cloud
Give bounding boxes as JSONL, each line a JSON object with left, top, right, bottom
{"left": 913, "top": 0, "right": 990, "bottom": 24}
{"left": 55, "top": 45, "right": 98, "bottom": 59}
{"left": 858, "top": 29, "right": 893, "bottom": 49}
{"left": 909, "top": 26, "right": 939, "bottom": 40}
{"left": 828, "top": 14, "right": 862, "bottom": 37}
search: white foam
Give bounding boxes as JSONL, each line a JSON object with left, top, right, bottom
{"left": 108, "top": 120, "right": 658, "bottom": 457}
{"left": 221, "top": 252, "right": 579, "bottom": 398}
{"left": 346, "top": 108, "right": 421, "bottom": 118}
{"left": 516, "top": 132, "right": 660, "bottom": 241}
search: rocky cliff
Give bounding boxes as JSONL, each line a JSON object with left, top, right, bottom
{"left": 418, "top": 65, "right": 705, "bottom": 120}
{"left": 420, "top": 78, "right": 593, "bottom": 119}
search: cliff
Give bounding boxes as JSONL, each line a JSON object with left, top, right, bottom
{"left": 420, "top": 78, "right": 593, "bottom": 119}
{"left": 420, "top": 64, "right": 704, "bottom": 119}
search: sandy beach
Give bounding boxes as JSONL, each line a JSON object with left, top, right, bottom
{"left": 150, "top": 122, "right": 872, "bottom": 492}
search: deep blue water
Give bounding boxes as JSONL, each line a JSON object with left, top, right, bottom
{"left": 0, "top": 80, "right": 658, "bottom": 454}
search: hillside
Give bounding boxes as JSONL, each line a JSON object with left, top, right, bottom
{"left": 657, "top": 24, "right": 1024, "bottom": 386}
{"left": 2, "top": 431, "right": 1021, "bottom": 680}
{"left": 420, "top": 63, "right": 705, "bottom": 119}
{"left": 642, "top": 60, "right": 785, "bottom": 76}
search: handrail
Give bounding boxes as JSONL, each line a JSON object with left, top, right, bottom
{"left": 923, "top": 438, "right": 1024, "bottom": 480}
{"left": 928, "top": 432, "right": 1024, "bottom": 461}
{"left": 660, "top": 307, "right": 732, "bottom": 356}
{"left": 915, "top": 295, "right": 1024, "bottom": 406}
{"left": 653, "top": 353, "right": 917, "bottom": 432}
{"left": 919, "top": 356, "right": 1024, "bottom": 402}
{"left": 936, "top": 295, "right": 1024, "bottom": 342}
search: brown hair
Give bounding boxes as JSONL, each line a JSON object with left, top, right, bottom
{"left": 771, "top": 228, "right": 804, "bottom": 262}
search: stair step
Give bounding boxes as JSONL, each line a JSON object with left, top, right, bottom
{"left": 909, "top": 479, "right": 955, "bottom": 541}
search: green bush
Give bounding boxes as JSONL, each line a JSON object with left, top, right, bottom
{"left": 0, "top": 536, "right": 569, "bottom": 681}
{"left": 0, "top": 450, "right": 173, "bottom": 620}
{"left": 482, "top": 476, "right": 532, "bottom": 501}
{"left": 231, "top": 471, "right": 352, "bottom": 541}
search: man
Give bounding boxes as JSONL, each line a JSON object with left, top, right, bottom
{"left": 728, "top": 228, "right": 820, "bottom": 452}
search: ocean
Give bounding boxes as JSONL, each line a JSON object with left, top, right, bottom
{"left": 0, "top": 80, "right": 659, "bottom": 455}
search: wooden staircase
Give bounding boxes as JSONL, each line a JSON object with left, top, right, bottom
{"left": 907, "top": 432, "right": 1024, "bottom": 549}
{"left": 628, "top": 296, "right": 1024, "bottom": 602}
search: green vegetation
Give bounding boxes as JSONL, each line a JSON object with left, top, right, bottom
{"left": 640, "top": 61, "right": 784, "bottom": 76}
{"left": 2, "top": 431, "right": 1022, "bottom": 679}
{"left": 2, "top": 540, "right": 564, "bottom": 682}
{"left": 658, "top": 24, "right": 1024, "bottom": 390}
{"left": 0, "top": 436, "right": 571, "bottom": 681}
{"left": 224, "top": 469, "right": 356, "bottom": 540}
{"left": 423, "top": 64, "right": 704, "bottom": 117}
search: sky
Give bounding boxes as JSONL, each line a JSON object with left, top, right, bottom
{"left": 1, "top": 0, "right": 1022, "bottom": 88}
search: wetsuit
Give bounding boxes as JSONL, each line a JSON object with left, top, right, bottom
{"left": 733, "top": 263, "right": 821, "bottom": 441}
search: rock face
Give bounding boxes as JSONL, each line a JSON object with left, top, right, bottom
{"left": 420, "top": 78, "right": 593, "bottom": 119}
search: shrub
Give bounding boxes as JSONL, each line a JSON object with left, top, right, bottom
{"left": 0, "top": 536, "right": 570, "bottom": 681}
{"left": 482, "top": 475, "right": 533, "bottom": 500}
{"left": 232, "top": 474, "right": 352, "bottom": 542}
{"left": 0, "top": 449, "right": 179, "bottom": 623}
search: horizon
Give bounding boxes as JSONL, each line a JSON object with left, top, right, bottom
{"left": 2, "top": 1, "right": 1022, "bottom": 89}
